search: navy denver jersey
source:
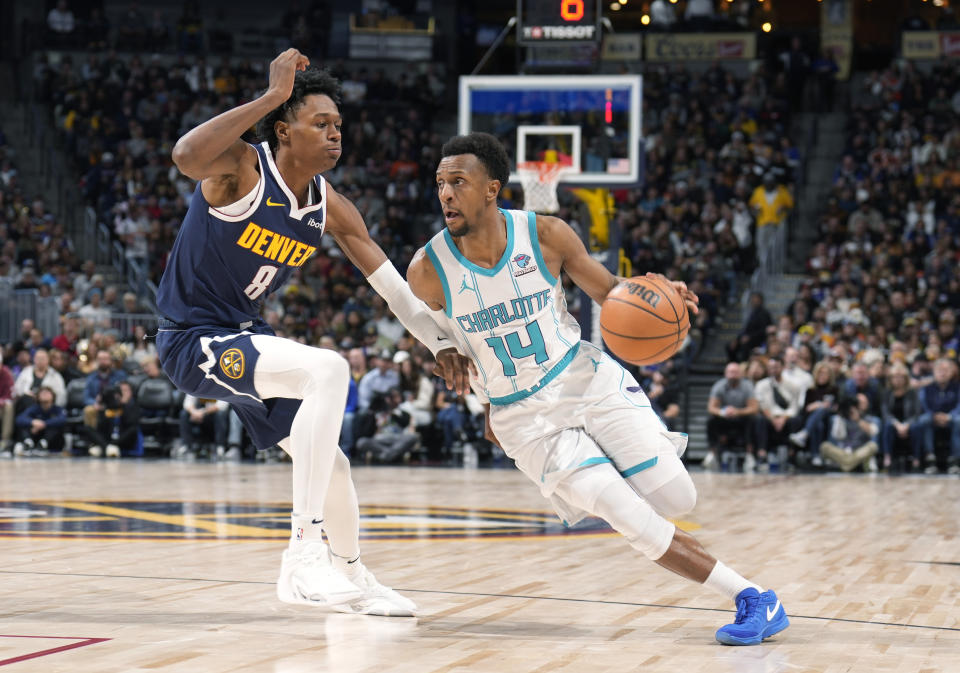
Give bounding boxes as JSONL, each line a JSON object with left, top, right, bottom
{"left": 157, "top": 141, "right": 327, "bottom": 327}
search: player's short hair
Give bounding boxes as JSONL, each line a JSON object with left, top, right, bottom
{"left": 257, "top": 67, "right": 342, "bottom": 153}
{"left": 440, "top": 133, "right": 510, "bottom": 194}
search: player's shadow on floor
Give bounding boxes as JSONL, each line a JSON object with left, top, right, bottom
{"left": 420, "top": 618, "right": 596, "bottom": 640}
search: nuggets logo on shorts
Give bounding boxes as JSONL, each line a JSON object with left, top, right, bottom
{"left": 219, "top": 348, "right": 245, "bottom": 379}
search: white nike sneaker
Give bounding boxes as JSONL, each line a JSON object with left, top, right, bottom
{"left": 276, "top": 542, "right": 363, "bottom": 606}
{"left": 329, "top": 561, "right": 418, "bottom": 617}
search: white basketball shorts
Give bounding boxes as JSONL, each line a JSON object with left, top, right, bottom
{"left": 490, "top": 341, "right": 689, "bottom": 525}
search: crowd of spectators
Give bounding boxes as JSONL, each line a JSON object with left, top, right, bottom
{"left": 43, "top": 0, "right": 248, "bottom": 54}
{"left": 610, "top": 60, "right": 798, "bottom": 347}
{"left": 707, "top": 58, "right": 960, "bottom": 475}
{"left": 5, "top": 26, "right": 809, "bottom": 464}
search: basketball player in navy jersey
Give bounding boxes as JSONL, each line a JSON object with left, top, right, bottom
{"left": 407, "top": 133, "right": 789, "bottom": 644}
{"left": 157, "top": 49, "right": 469, "bottom": 617}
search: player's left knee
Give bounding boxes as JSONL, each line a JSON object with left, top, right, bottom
{"left": 305, "top": 349, "right": 349, "bottom": 386}
{"left": 647, "top": 473, "right": 697, "bottom": 519}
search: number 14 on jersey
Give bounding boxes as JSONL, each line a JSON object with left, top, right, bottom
{"left": 485, "top": 322, "right": 549, "bottom": 377}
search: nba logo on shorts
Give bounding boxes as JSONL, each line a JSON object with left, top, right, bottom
{"left": 219, "top": 348, "right": 245, "bottom": 379}
{"left": 512, "top": 253, "right": 537, "bottom": 277}
{"left": 296, "top": 527, "right": 304, "bottom": 540}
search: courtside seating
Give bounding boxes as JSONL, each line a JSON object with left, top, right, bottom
{"left": 137, "top": 378, "right": 177, "bottom": 454}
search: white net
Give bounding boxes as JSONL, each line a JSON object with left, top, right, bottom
{"left": 517, "top": 161, "right": 569, "bottom": 214}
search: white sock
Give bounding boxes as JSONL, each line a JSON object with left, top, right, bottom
{"left": 330, "top": 550, "right": 361, "bottom": 576}
{"left": 290, "top": 512, "right": 325, "bottom": 548}
{"left": 320, "top": 450, "right": 362, "bottom": 562}
{"left": 703, "top": 561, "right": 762, "bottom": 601}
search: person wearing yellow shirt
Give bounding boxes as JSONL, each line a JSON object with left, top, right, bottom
{"left": 749, "top": 173, "right": 794, "bottom": 264}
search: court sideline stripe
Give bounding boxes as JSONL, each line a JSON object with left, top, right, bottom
{"left": 0, "top": 636, "right": 110, "bottom": 667}
{"left": 1, "top": 570, "right": 957, "bottom": 634}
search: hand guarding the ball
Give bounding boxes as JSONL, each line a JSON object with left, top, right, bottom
{"left": 644, "top": 272, "right": 700, "bottom": 315}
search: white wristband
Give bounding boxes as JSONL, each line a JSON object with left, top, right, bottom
{"left": 366, "top": 261, "right": 455, "bottom": 357}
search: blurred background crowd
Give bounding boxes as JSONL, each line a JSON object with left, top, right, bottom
{"left": 0, "top": 0, "right": 957, "bottom": 475}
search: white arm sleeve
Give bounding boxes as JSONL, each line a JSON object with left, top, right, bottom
{"left": 366, "top": 261, "right": 456, "bottom": 357}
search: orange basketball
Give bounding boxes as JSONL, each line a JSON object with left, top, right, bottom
{"left": 600, "top": 276, "right": 690, "bottom": 366}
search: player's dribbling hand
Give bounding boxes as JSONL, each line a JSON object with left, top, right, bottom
{"left": 644, "top": 272, "right": 700, "bottom": 315}
{"left": 266, "top": 48, "right": 310, "bottom": 103}
{"left": 434, "top": 348, "right": 474, "bottom": 397}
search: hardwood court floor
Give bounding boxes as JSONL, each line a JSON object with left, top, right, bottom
{"left": 0, "top": 459, "right": 958, "bottom": 673}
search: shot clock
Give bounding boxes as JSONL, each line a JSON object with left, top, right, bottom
{"left": 517, "top": 0, "right": 603, "bottom": 44}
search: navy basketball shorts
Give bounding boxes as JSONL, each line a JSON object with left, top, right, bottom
{"left": 156, "top": 320, "right": 301, "bottom": 450}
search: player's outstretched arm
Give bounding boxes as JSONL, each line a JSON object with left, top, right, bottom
{"left": 535, "top": 215, "right": 699, "bottom": 315}
{"left": 325, "top": 189, "right": 471, "bottom": 394}
{"left": 171, "top": 49, "right": 308, "bottom": 202}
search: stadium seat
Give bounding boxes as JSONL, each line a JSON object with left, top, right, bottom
{"left": 126, "top": 373, "right": 147, "bottom": 394}
{"left": 63, "top": 378, "right": 89, "bottom": 453}
{"left": 137, "top": 378, "right": 177, "bottom": 454}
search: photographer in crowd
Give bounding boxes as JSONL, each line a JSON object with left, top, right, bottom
{"left": 80, "top": 381, "right": 141, "bottom": 458}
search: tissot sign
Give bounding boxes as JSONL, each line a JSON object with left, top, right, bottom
{"left": 517, "top": 0, "right": 602, "bottom": 45}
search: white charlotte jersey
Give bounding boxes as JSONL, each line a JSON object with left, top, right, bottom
{"left": 425, "top": 208, "right": 581, "bottom": 406}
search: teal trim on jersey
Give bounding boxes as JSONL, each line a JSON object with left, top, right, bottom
{"left": 425, "top": 241, "right": 452, "bottom": 318}
{"left": 577, "top": 457, "right": 612, "bottom": 468}
{"left": 620, "top": 457, "right": 659, "bottom": 478}
{"left": 456, "top": 320, "right": 488, "bottom": 385}
{"left": 549, "top": 302, "right": 574, "bottom": 350}
{"left": 488, "top": 342, "right": 580, "bottom": 406}
{"left": 470, "top": 269, "right": 486, "bottom": 311}
{"left": 442, "top": 208, "right": 515, "bottom": 277}
{"left": 526, "top": 211, "right": 558, "bottom": 287}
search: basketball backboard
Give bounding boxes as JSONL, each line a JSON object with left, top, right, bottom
{"left": 458, "top": 74, "right": 642, "bottom": 185}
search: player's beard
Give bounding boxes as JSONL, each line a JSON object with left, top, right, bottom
{"left": 447, "top": 219, "right": 471, "bottom": 237}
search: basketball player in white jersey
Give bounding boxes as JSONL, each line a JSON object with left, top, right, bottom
{"left": 407, "top": 133, "right": 789, "bottom": 645}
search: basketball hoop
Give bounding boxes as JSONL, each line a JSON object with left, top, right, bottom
{"left": 517, "top": 161, "right": 570, "bottom": 214}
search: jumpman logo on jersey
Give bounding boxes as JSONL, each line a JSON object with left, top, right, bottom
{"left": 590, "top": 358, "right": 601, "bottom": 372}
{"left": 458, "top": 274, "right": 478, "bottom": 296}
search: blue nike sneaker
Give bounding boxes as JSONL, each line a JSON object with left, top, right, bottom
{"left": 715, "top": 588, "right": 789, "bottom": 645}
